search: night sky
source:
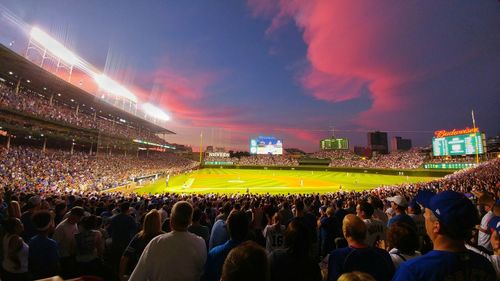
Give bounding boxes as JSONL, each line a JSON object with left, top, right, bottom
{"left": 0, "top": 1, "right": 498, "bottom": 152}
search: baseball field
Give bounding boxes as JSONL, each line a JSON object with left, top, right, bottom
{"left": 121, "top": 168, "right": 439, "bottom": 195}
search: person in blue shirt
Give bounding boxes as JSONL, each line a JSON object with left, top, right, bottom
{"left": 204, "top": 210, "right": 249, "bottom": 281}
{"left": 28, "top": 210, "right": 59, "bottom": 279}
{"left": 393, "top": 190, "right": 496, "bottom": 281}
{"left": 386, "top": 195, "right": 416, "bottom": 230}
{"left": 327, "top": 214, "right": 395, "bottom": 281}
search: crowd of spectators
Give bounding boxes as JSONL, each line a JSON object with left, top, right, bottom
{"left": 310, "top": 149, "right": 426, "bottom": 169}
{"left": 0, "top": 83, "right": 166, "bottom": 144}
{"left": 205, "top": 150, "right": 425, "bottom": 169}
{"left": 0, "top": 142, "right": 498, "bottom": 280}
{"left": 0, "top": 146, "right": 198, "bottom": 193}
{"left": 238, "top": 155, "right": 299, "bottom": 166}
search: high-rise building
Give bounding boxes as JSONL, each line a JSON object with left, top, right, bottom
{"left": 368, "top": 131, "right": 388, "bottom": 154}
{"left": 391, "top": 136, "right": 412, "bottom": 151}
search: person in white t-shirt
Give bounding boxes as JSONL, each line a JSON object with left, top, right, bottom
{"left": 356, "top": 200, "right": 386, "bottom": 247}
{"left": 466, "top": 217, "right": 500, "bottom": 280}
{"left": 53, "top": 206, "right": 85, "bottom": 279}
{"left": 263, "top": 211, "right": 285, "bottom": 253}
{"left": 129, "top": 201, "right": 207, "bottom": 281}
{"left": 477, "top": 194, "right": 495, "bottom": 251}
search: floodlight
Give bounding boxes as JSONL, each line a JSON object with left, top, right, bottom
{"left": 142, "top": 103, "right": 170, "bottom": 121}
{"left": 30, "top": 27, "right": 79, "bottom": 65}
{"left": 93, "top": 74, "right": 137, "bottom": 102}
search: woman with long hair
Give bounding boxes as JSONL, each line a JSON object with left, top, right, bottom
{"left": 119, "top": 209, "right": 164, "bottom": 281}
{"left": 1, "top": 218, "right": 30, "bottom": 281}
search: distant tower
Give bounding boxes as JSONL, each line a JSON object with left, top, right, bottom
{"left": 368, "top": 131, "right": 388, "bottom": 154}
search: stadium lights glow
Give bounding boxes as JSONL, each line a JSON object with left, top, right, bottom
{"left": 133, "top": 139, "right": 175, "bottom": 149}
{"left": 142, "top": 103, "right": 170, "bottom": 121}
{"left": 30, "top": 27, "right": 79, "bottom": 65}
{"left": 92, "top": 74, "right": 137, "bottom": 103}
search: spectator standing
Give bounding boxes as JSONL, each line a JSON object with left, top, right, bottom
{"left": 263, "top": 210, "right": 286, "bottom": 253}
{"left": 209, "top": 202, "right": 232, "bottom": 250}
{"left": 205, "top": 210, "right": 249, "bottom": 281}
{"left": 75, "top": 215, "right": 104, "bottom": 277}
{"left": 319, "top": 207, "right": 341, "bottom": 257}
{"left": 129, "top": 201, "right": 206, "bottom": 281}
{"left": 53, "top": 206, "right": 84, "bottom": 279}
{"left": 477, "top": 194, "right": 495, "bottom": 252}
{"left": 268, "top": 218, "right": 322, "bottom": 281}
{"left": 2, "top": 218, "right": 30, "bottom": 281}
{"left": 188, "top": 208, "right": 210, "bottom": 247}
{"left": 327, "top": 214, "right": 394, "bottom": 281}
{"left": 120, "top": 209, "right": 164, "bottom": 281}
{"left": 393, "top": 190, "right": 496, "bottom": 281}
{"left": 386, "top": 195, "right": 416, "bottom": 230}
{"left": 108, "top": 202, "right": 137, "bottom": 269}
{"left": 385, "top": 223, "right": 421, "bottom": 268}
{"left": 28, "top": 211, "right": 59, "bottom": 279}
{"left": 356, "top": 200, "right": 386, "bottom": 247}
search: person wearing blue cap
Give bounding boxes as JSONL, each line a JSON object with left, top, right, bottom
{"left": 393, "top": 190, "right": 496, "bottom": 281}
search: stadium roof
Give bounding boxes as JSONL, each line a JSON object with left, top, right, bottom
{"left": 0, "top": 43, "right": 174, "bottom": 134}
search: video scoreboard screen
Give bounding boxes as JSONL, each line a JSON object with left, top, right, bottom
{"left": 250, "top": 136, "right": 283, "bottom": 155}
{"left": 432, "top": 132, "right": 484, "bottom": 156}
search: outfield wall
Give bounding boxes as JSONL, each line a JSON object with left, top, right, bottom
{"left": 201, "top": 164, "right": 454, "bottom": 177}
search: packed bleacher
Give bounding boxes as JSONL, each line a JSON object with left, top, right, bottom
{"left": 238, "top": 155, "right": 299, "bottom": 166}
{"left": 0, "top": 143, "right": 498, "bottom": 280}
{"left": 205, "top": 150, "right": 426, "bottom": 169}
{"left": 310, "top": 149, "right": 426, "bottom": 169}
{"left": 0, "top": 146, "right": 198, "bottom": 193}
{"left": 0, "top": 83, "right": 166, "bottom": 144}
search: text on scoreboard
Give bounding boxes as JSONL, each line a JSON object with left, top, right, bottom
{"left": 432, "top": 132, "right": 484, "bottom": 156}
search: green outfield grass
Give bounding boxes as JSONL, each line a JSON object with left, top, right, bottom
{"left": 127, "top": 168, "right": 439, "bottom": 195}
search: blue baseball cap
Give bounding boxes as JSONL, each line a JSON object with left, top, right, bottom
{"left": 415, "top": 190, "right": 478, "bottom": 232}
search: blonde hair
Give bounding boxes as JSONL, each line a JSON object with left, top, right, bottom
{"left": 338, "top": 271, "right": 375, "bottom": 281}
{"left": 8, "top": 201, "right": 21, "bottom": 219}
{"left": 139, "top": 209, "right": 163, "bottom": 239}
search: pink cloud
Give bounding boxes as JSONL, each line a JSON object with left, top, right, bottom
{"left": 247, "top": 1, "right": 489, "bottom": 130}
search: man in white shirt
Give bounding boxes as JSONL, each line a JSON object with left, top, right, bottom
{"left": 356, "top": 200, "right": 386, "bottom": 247}
{"left": 53, "top": 206, "right": 84, "bottom": 279}
{"left": 129, "top": 201, "right": 207, "bottom": 281}
{"left": 477, "top": 194, "right": 495, "bottom": 251}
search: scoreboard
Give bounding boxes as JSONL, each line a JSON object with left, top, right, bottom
{"left": 432, "top": 132, "right": 484, "bottom": 156}
{"left": 250, "top": 136, "right": 283, "bottom": 155}
{"left": 320, "top": 137, "right": 349, "bottom": 150}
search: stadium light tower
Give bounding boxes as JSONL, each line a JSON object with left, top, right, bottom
{"left": 25, "top": 27, "right": 80, "bottom": 82}
{"left": 93, "top": 74, "right": 138, "bottom": 103}
{"left": 142, "top": 103, "right": 170, "bottom": 123}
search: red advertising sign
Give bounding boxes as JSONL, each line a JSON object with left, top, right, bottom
{"left": 434, "top": 127, "right": 479, "bottom": 138}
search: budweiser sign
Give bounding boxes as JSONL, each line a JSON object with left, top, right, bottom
{"left": 434, "top": 127, "right": 479, "bottom": 138}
